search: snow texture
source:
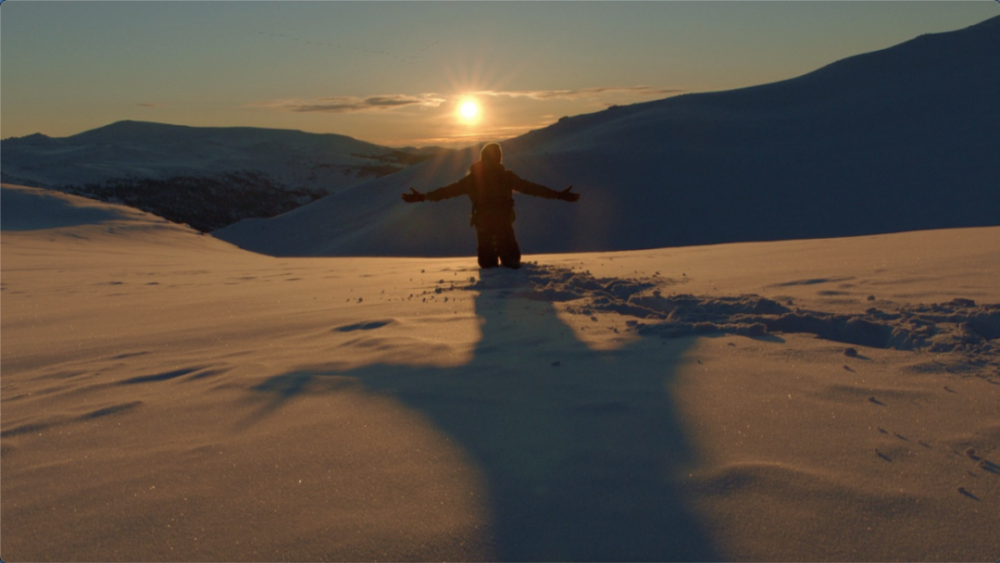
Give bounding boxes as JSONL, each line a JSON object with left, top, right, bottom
{"left": 449, "top": 263, "right": 1000, "bottom": 366}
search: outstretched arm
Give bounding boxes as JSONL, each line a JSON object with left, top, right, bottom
{"left": 401, "top": 177, "right": 471, "bottom": 203}
{"left": 426, "top": 176, "right": 472, "bottom": 201}
{"left": 510, "top": 172, "right": 579, "bottom": 202}
{"left": 401, "top": 188, "right": 425, "bottom": 202}
{"left": 556, "top": 186, "right": 579, "bottom": 202}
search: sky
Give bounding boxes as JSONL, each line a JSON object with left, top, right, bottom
{"left": 1, "top": 1, "right": 997, "bottom": 148}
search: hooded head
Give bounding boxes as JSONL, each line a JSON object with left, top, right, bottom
{"left": 480, "top": 143, "right": 503, "bottom": 164}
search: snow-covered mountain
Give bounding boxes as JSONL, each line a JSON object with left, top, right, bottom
{"left": 1, "top": 121, "right": 452, "bottom": 231}
{"left": 1, "top": 120, "right": 448, "bottom": 193}
{"left": 216, "top": 15, "right": 1000, "bottom": 257}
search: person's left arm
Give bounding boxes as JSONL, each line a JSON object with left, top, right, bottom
{"left": 509, "top": 172, "right": 579, "bottom": 202}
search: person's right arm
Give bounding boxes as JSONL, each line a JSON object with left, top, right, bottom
{"left": 425, "top": 176, "right": 472, "bottom": 201}
{"left": 402, "top": 175, "right": 471, "bottom": 203}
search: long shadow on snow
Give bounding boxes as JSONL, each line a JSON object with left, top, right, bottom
{"left": 248, "top": 266, "right": 719, "bottom": 561}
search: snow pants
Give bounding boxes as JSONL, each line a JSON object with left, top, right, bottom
{"left": 475, "top": 218, "right": 521, "bottom": 269}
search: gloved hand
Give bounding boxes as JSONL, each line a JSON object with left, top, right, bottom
{"left": 558, "top": 186, "right": 580, "bottom": 202}
{"left": 401, "top": 187, "right": 426, "bottom": 203}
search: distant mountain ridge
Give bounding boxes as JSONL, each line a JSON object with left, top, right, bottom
{"left": 2, "top": 120, "right": 451, "bottom": 192}
{"left": 215, "top": 15, "right": 1000, "bottom": 257}
{"left": 2, "top": 121, "right": 454, "bottom": 230}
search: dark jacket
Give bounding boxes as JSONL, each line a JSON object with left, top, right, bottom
{"left": 426, "top": 161, "right": 563, "bottom": 226}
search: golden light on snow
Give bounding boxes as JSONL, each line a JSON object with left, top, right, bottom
{"left": 458, "top": 98, "right": 480, "bottom": 123}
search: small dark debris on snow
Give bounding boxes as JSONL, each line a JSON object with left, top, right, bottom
{"left": 868, "top": 396, "right": 885, "bottom": 406}
{"left": 957, "top": 487, "right": 978, "bottom": 500}
{"left": 844, "top": 347, "right": 859, "bottom": 358}
{"left": 867, "top": 295, "right": 876, "bottom": 301}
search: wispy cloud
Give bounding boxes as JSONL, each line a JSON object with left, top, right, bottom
{"left": 248, "top": 85, "right": 681, "bottom": 115}
{"left": 248, "top": 94, "right": 446, "bottom": 114}
{"left": 472, "top": 86, "right": 684, "bottom": 101}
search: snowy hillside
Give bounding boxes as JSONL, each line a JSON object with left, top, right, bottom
{"left": 1, "top": 120, "right": 448, "bottom": 193}
{"left": 3, "top": 182, "right": 999, "bottom": 561}
{"left": 1, "top": 121, "right": 453, "bottom": 230}
{"left": 216, "top": 15, "right": 1000, "bottom": 257}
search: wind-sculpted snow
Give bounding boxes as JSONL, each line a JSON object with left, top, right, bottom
{"left": 5, "top": 198, "right": 999, "bottom": 561}
{"left": 450, "top": 263, "right": 1000, "bottom": 369}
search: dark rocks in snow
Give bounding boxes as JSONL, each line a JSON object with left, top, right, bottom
{"left": 58, "top": 171, "right": 325, "bottom": 232}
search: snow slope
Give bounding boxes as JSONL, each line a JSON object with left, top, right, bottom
{"left": 216, "top": 15, "right": 1000, "bottom": 257}
{"left": 1, "top": 120, "right": 445, "bottom": 195}
{"left": 3, "top": 182, "right": 999, "bottom": 561}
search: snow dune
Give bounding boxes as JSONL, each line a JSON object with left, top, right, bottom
{"left": 216, "top": 15, "right": 1000, "bottom": 257}
{"left": 3, "top": 183, "right": 998, "bottom": 561}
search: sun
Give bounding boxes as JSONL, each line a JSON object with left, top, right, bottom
{"left": 458, "top": 99, "right": 480, "bottom": 123}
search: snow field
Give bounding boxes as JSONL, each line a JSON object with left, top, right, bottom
{"left": 2, "top": 184, "right": 998, "bottom": 560}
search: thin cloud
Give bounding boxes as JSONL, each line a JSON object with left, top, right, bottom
{"left": 248, "top": 86, "right": 680, "bottom": 114}
{"left": 248, "top": 94, "right": 446, "bottom": 114}
{"left": 473, "top": 86, "right": 684, "bottom": 101}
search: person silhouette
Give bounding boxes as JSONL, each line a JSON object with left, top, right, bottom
{"left": 402, "top": 143, "right": 579, "bottom": 269}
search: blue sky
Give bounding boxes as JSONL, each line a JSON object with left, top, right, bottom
{"left": 2, "top": 1, "right": 996, "bottom": 147}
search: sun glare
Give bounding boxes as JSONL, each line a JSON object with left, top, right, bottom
{"left": 458, "top": 99, "right": 480, "bottom": 123}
